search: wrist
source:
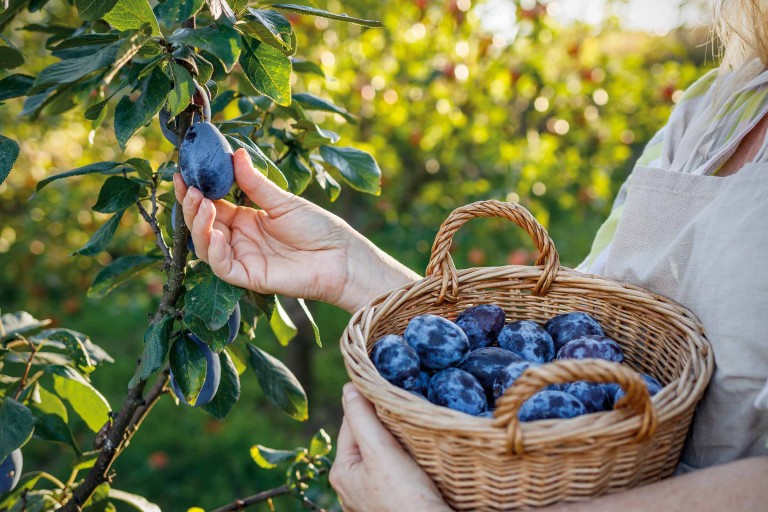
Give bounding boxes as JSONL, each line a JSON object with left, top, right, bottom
{"left": 336, "top": 232, "right": 421, "bottom": 314}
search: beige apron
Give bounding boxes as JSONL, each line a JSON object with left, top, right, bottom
{"left": 603, "top": 163, "right": 768, "bottom": 471}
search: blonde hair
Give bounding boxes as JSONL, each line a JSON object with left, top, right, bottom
{"left": 713, "top": 0, "right": 768, "bottom": 69}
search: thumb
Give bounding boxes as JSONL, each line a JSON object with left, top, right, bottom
{"left": 232, "top": 148, "right": 297, "bottom": 214}
{"left": 341, "top": 383, "right": 400, "bottom": 461}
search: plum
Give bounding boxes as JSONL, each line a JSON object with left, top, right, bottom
{"left": 170, "top": 333, "right": 222, "bottom": 407}
{"left": 0, "top": 449, "right": 22, "bottom": 493}
{"left": 498, "top": 320, "right": 555, "bottom": 364}
{"left": 403, "top": 370, "right": 430, "bottom": 397}
{"left": 226, "top": 303, "right": 241, "bottom": 345}
{"left": 518, "top": 390, "right": 588, "bottom": 421}
{"left": 193, "top": 81, "right": 212, "bottom": 122}
{"left": 492, "top": 360, "right": 541, "bottom": 400}
{"left": 545, "top": 312, "right": 604, "bottom": 352}
{"left": 563, "top": 381, "right": 611, "bottom": 413}
{"left": 455, "top": 304, "right": 506, "bottom": 349}
{"left": 159, "top": 107, "right": 178, "bottom": 147}
{"left": 171, "top": 203, "right": 196, "bottom": 254}
{"left": 459, "top": 347, "right": 522, "bottom": 405}
{"left": 179, "top": 122, "right": 234, "bottom": 200}
{"left": 613, "top": 373, "right": 663, "bottom": 404}
{"left": 556, "top": 334, "right": 624, "bottom": 363}
{"left": 404, "top": 315, "right": 470, "bottom": 370}
{"left": 370, "top": 334, "right": 421, "bottom": 389}
{"left": 427, "top": 368, "right": 488, "bottom": 415}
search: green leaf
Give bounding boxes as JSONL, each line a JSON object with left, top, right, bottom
{"left": 290, "top": 58, "right": 324, "bottom": 77}
{"left": 168, "top": 24, "right": 241, "bottom": 72}
{"left": 249, "top": 444, "right": 297, "bottom": 469}
{"left": 47, "top": 330, "right": 96, "bottom": 374}
{"left": 92, "top": 176, "right": 141, "bottom": 213}
{"left": 52, "top": 33, "right": 120, "bottom": 51}
{"left": 309, "top": 428, "right": 331, "bottom": 457}
{"left": 104, "top": 0, "right": 160, "bottom": 35}
{"left": 27, "top": 385, "right": 80, "bottom": 454}
{"left": 239, "top": 36, "right": 292, "bottom": 106}
{"left": 319, "top": 145, "right": 381, "bottom": 196}
{"left": 242, "top": 290, "right": 275, "bottom": 318}
{"left": 108, "top": 489, "right": 161, "bottom": 512}
{"left": 293, "top": 119, "right": 340, "bottom": 148}
{"left": 32, "top": 43, "right": 118, "bottom": 93}
{"left": 297, "top": 298, "right": 321, "bottom": 348}
{"left": 43, "top": 366, "right": 111, "bottom": 432}
{"left": 225, "top": 135, "right": 288, "bottom": 190}
{"left": 271, "top": 3, "right": 383, "bottom": 27}
{"left": 0, "top": 398, "right": 35, "bottom": 460}
{"left": 243, "top": 8, "right": 294, "bottom": 54}
{"left": 73, "top": 210, "right": 125, "bottom": 257}
{"left": 184, "top": 261, "right": 244, "bottom": 331}
{"left": 167, "top": 61, "right": 195, "bottom": 118}
{"left": 88, "top": 254, "right": 161, "bottom": 299}
{"left": 269, "top": 297, "right": 296, "bottom": 346}
{"left": 278, "top": 151, "right": 311, "bottom": 194}
{"left": 75, "top": 0, "right": 119, "bottom": 21}
{"left": 0, "top": 46, "right": 24, "bottom": 70}
{"left": 0, "top": 74, "right": 33, "bottom": 101}
{"left": 247, "top": 344, "right": 307, "bottom": 421}
{"left": 0, "top": 135, "right": 19, "bottom": 188}
{"left": 154, "top": 0, "right": 204, "bottom": 31}
{"left": 125, "top": 157, "right": 153, "bottom": 180}
{"left": 205, "top": 0, "right": 235, "bottom": 23}
{"left": 114, "top": 67, "right": 171, "bottom": 149}
{"left": 30, "top": 328, "right": 113, "bottom": 365}
{"left": 0, "top": 311, "right": 51, "bottom": 340}
{"left": 311, "top": 160, "right": 341, "bottom": 202}
{"left": 184, "top": 313, "right": 230, "bottom": 354}
{"left": 169, "top": 335, "right": 206, "bottom": 404}
{"left": 201, "top": 350, "right": 240, "bottom": 420}
{"left": 31, "top": 161, "right": 123, "bottom": 198}
{"left": 293, "top": 93, "right": 356, "bottom": 124}
{"left": 128, "top": 315, "right": 174, "bottom": 388}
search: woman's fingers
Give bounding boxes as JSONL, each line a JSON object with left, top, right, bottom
{"left": 329, "top": 418, "right": 364, "bottom": 511}
{"left": 208, "top": 229, "right": 241, "bottom": 286}
{"left": 173, "top": 173, "right": 188, "bottom": 203}
{"left": 233, "top": 149, "right": 299, "bottom": 215}
{"left": 341, "top": 383, "right": 400, "bottom": 462}
{"left": 190, "top": 198, "right": 216, "bottom": 262}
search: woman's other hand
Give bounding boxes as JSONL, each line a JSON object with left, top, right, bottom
{"left": 329, "top": 383, "right": 452, "bottom": 512}
{"left": 174, "top": 148, "right": 419, "bottom": 313}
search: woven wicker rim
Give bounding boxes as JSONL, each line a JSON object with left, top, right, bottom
{"left": 341, "top": 200, "right": 712, "bottom": 456}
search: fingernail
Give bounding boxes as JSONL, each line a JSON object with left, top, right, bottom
{"left": 343, "top": 383, "right": 359, "bottom": 402}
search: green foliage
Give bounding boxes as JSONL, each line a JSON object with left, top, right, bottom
{"left": 247, "top": 343, "right": 307, "bottom": 421}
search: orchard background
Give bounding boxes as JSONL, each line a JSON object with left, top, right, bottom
{"left": 1, "top": 0, "right": 713, "bottom": 510}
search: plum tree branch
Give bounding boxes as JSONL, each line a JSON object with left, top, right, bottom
{"left": 13, "top": 338, "right": 39, "bottom": 400}
{"left": 136, "top": 198, "right": 172, "bottom": 267}
{"left": 210, "top": 469, "right": 329, "bottom": 512}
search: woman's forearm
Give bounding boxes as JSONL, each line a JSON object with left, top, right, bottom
{"left": 336, "top": 231, "right": 421, "bottom": 313}
{"left": 547, "top": 456, "right": 768, "bottom": 512}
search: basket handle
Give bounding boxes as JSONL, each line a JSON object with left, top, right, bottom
{"left": 425, "top": 200, "right": 560, "bottom": 303}
{"left": 492, "top": 359, "right": 658, "bottom": 456}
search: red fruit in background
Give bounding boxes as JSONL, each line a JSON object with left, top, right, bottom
{"left": 443, "top": 63, "right": 456, "bottom": 80}
{"left": 468, "top": 248, "right": 486, "bottom": 265}
{"left": 662, "top": 84, "right": 676, "bottom": 101}
{"left": 507, "top": 248, "right": 529, "bottom": 266}
{"left": 413, "top": 0, "right": 428, "bottom": 9}
{"left": 148, "top": 451, "right": 169, "bottom": 469}
{"left": 409, "top": 130, "right": 422, "bottom": 147}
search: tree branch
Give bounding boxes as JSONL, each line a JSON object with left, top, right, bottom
{"left": 13, "top": 339, "right": 39, "bottom": 400}
{"left": 136, "top": 199, "right": 172, "bottom": 267}
{"left": 210, "top": 469, "right": 329, "bottom": 512}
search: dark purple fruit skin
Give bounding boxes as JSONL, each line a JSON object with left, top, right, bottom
{"left": 370, "top": 335, "right": 421, "bottom": 389}
{"left": 404, "top": 315, "right": 470, "bottom": 370}
{"left": 179, "top": 122, "right": 234, "bottom": 200}
{"left": 545, "top": 312, "right": 605, "bottom": 353}
{"left": 226, "top": 303, "right": 240, "bottom": 345}
{"left": 459, "top": 347, "right": 522, "bottom": 406}
{"left": 427, "top": 368, "right": 488, "bottom": 415}
{"left": 403, "top": 370, "right": 430, "bottom": 397}
{"left": 455, "top": 304, "right": 506, "bottom": 350}
{"left": 0, "top": 449, "right": 22, "bottom": 493}
{"left": 193, "top": 81, "right": 212, "bottom": 122}
{"left": 613, "top": 373, "right": 663, "bottom": 404}
{"left": 563, "top": 381, "right": 611, "bottom": 413}
{"left": 518, "top": 390, "right": 588, "bottom": 421}
{"left": 170, "top": 334, "right": 222, "bottom": 407}
{"left": 556, "top": 335, "right": 624, "bottom": 363}
{"left": 171, "top": 203, "right": 196, "bottom": 254}
{"left": 159, "top": 107, "right": 178, "bottom": 147}
{"left": 498, "top": 320, "right": 555, "bottom": 364}
{"left": 492, "top": 360, "right": 540, "bottom": 400}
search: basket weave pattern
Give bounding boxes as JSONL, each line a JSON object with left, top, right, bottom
{"left": 340, "top": 201, "right": 713, "bottom": 510}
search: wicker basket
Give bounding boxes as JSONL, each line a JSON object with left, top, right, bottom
{"left": 340, "top": 200, "right": 714, "bottom": 510}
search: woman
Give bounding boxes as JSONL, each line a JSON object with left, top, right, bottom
{"left": 173, "top": 0, "right": 768, "bottom": 509}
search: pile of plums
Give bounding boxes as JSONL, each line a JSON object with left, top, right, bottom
{"left": 370, "top": 307, "right": 662, "bottom": 421}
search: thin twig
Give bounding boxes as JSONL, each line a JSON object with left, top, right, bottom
{"left": 210, "top": 469, "right": 329, "bottom": 512}
{"left": 14, "top": 339, "right": 39, "bottom": 400}
{"left": 136, "top": 199, "right": 172, "bottom": 267}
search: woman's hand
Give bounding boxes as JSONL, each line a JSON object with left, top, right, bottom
{"left": 174, "top": 149, "right": 420, "bottom": 313}
{"left": 329, "top": 383, "right": 452, "bottom": 512}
